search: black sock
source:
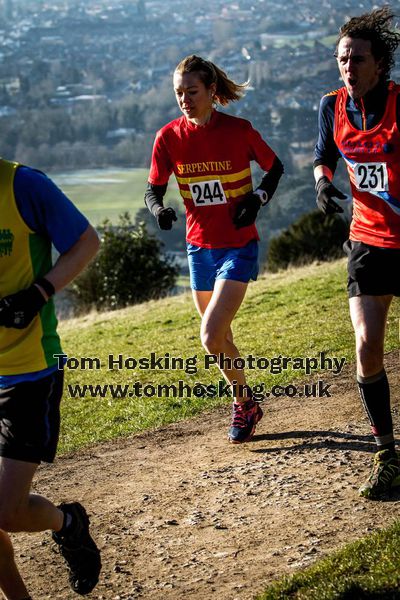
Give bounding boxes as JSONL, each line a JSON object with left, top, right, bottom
{"left": 357, "top": 369, "right": 395, "bottom": 452}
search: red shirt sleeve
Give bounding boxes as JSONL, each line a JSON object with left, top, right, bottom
{"left": 148, "top": 130, "right": 173, "bottom": 185}
{"left": 246, "top": 123, "right": 276, "bottom": 172}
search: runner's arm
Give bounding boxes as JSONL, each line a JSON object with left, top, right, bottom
{"left": 144, "top": 182, "right": 177, "bottom": 230}
{"left": 313, "top": 95, "right": 347, "bottom": 213}
{"left": 255, "top": 156, "right": 284, "bottom": 203}
{"left": 144, "top": 182, "right": 168, "bottom": 216}
{"left": 233, "top": 157, "right": 284, "bottom": 228}
{"left": 313, "top": 95, "right": 340, "bottom": 182}
{"left": 146, "top": 129, "right": 177, "bottom": 230}
{"left": 0, "top": 225, "right": 99, "bottom": 328}
{"left": 14, "top": 167, "right": 100, "bottom": 294}
{"left": 42, "top": 224, "right": 100, "bottom": 296}
{"left": 0, "top": 172, "right": 99, "bottom": 328}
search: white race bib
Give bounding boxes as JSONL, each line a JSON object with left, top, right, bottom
{"left": 189, "top": 180, "right": 227, "bottom": 206}
{"left": 353, "top": 162, "right": 388, "bottom": 192}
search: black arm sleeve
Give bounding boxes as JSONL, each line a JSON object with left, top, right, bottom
{"left": 313, "top": 95, "right": 340, "bottom": 173}
{"left": 257, "top": 156, "right": 284, "bottom": 200}
{"left": 144, "top": 182, "right": 168, "bottom": 217}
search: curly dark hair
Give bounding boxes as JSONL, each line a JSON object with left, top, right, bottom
{"left": 336, "top": 6, "right": 400, "bottom": 80}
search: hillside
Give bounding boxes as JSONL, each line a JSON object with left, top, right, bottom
{"left": 56, "top": 259, "right": 399, "bottom": 454}
{"left": 12, "top": 259, "right": 400, "bottom": 599}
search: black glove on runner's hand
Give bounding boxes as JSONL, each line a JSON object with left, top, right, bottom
{"left": 156, "top": 207, "right": 177, "bottom": 230}
{"left": 0, "top": 283, "right": 51, "bottom": 329}
{"left": 233, "top": 193, "right": 261, "bottom": 229}
{"left": 315, "top": 176, "right": 346, "bottom": 214}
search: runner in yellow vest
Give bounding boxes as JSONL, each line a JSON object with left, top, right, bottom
{"left": 0, "top": 159, "right": 101, "bottom": 598}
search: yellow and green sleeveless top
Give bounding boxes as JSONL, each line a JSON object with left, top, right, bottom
{"left": 0, "top": 159, "right": 62, "bottom": 375}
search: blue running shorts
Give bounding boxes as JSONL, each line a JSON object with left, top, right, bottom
{"left": 187, "top": 239, "right": 259, "bottom": 291}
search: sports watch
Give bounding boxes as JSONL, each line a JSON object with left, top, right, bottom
{"left": 254, "top": 188, "right": 269, "bottom": 205}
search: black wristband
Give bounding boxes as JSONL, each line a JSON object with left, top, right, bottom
{"left": 35, "top": 277, "right": 55, "bottom": 298}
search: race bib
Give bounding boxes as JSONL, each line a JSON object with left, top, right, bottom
{"left": 189, "top": 180, "right": 227, "bottom": 206}
{"left": 353, "top": 162, "right": 388, "bottom": 192}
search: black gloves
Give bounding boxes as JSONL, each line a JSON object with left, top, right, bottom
{"left": 0, "top": 278, "right": 54, "bottom": 329}
{"left": 144, "top": 183, "right": 177, "bottom": 230}
{"left": 316, "top": 176, "right": 346, "bottom": 214}
{"left": 233, "top": 193, "right": 261, "bottom": 229}
{"left": 155, "top": 207, "right": 177, "bottom": 230}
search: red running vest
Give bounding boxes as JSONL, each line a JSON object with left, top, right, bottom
{"left": 334, "top": 81, "right": 400, "bottom": 248}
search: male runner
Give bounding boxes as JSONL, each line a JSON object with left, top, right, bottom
{"left": 0, "top": 159, "right": 101, "bottom": 598}
{"left": 314, "top": 7, "right": 400, "bottom": 499}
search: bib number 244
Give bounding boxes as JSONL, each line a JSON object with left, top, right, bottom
{"left": 189, "top": 180, "right": 227, "bottom": 206}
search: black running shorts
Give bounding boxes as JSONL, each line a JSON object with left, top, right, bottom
{"left": 343, "top": 239, "right": 400, "bottom": 298}
{"left": 0, "top": 370, "right": 64, "bottom": 464}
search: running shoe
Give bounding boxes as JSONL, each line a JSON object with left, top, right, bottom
{"left": 359, "top": 449, "right": 400, "bottom": 499}
{"left": 52, "top": 502, "right": 101, "bottom": 595}
{"left": 228, "top": 399, "right": 263, "bottom": 444}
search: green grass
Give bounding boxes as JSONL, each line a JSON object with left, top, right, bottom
{"left": 58, "top": 258, "right": 400, "bottom": 455}
{"left": 259, "top": 520, "right": 400, "bottom": 599}
{"left": 51, "top": 168, "right": 180, "bottom": 225}
{"left": 57, "top": 258, "right": 400, "bottom": 598}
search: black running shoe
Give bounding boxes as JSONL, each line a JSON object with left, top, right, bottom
{"left": 52, "top": 502, "right": 101, "bottom": 595}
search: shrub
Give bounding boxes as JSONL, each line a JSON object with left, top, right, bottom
{"left": 267, "top": 210, "right": 349, "bottom": 272}
{"left": 71, "top": 212, "right": 179, "bottom": 311}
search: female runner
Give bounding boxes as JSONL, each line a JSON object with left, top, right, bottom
{"left": 145, "top": 55, "right": 283, "bottom": 443}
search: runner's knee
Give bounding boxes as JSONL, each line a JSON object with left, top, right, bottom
{"left": 200, "top": 326, "right": 225, "bottom": 355}
{"left": 356, "top": 335, "right": 384, "bottom": 375}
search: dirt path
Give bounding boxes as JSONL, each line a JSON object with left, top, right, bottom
{"left": 14, "top": 352, "right": 400, "bottom": 600}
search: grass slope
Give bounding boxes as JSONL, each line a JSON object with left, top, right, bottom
{"left": 58, "top": 258, "right": 400, "bottom": 599}
{"left": 259, "top": 521, "right": 400, "bottom": 600}
{"left": 58, "top": 258, "right": 400, "bottom": 455}
{"left": 52, "top": 168, "right": 180, "bottom": 225}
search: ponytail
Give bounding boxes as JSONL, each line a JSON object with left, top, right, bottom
{"left": 174, "top": 55, "right": 247, "bottom": 106}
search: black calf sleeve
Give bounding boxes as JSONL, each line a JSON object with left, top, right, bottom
{"left": 357, "top": 369, "right": 395, "bottom": 451}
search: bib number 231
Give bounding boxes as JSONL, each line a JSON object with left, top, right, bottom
{"left": 354, "top": 162, "right": 388, "bottom": 192}
{"left": 189, "top": 180, "right": 227, "bottom": 206}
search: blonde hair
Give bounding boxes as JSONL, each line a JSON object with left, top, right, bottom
{"left": 174, "top": 55, "right": 247, "bottom": 106}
